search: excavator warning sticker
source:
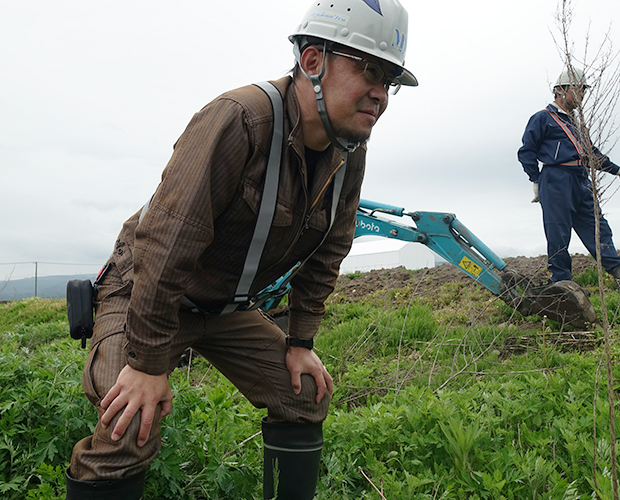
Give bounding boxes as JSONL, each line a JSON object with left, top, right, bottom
{"left": 459, "top": 257, "right": 482, "bottom": 277}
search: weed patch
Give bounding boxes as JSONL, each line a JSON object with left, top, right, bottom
{"left": 2, "top": 273, "right": 620, "bottom": 498}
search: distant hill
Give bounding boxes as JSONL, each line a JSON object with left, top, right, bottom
{"left": 0, "top": 274, "right": 97, "bottom": 301}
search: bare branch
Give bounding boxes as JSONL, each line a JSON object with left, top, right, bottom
{"left": 552, "top": 1, "right": 620, "bottom": 497}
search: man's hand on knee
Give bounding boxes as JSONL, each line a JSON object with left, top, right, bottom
{"left": 286, "top": 347, "right": 334, "bottom": 404}
{"left": 100, "top": 365, "right": 173, "bottom": 447}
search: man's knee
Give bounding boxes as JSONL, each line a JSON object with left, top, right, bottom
{"left": 70, "top": 407, "right": 162, "bottom": 481}
{"left": 273, "top": 373, "right": 330, "bottom": 424}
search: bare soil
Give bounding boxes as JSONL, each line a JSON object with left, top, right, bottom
{"left": 333, "top": 253, "right": 598, "bottom": 301}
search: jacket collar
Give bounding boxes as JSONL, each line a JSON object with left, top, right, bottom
{"left": 547, "top": 102, "right": 571, "bottom": 116}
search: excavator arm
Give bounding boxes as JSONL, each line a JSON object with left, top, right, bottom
{"left": 356, "top": 200, "right": 507, "bottom": 296}
{"left": 355, "top": 199, "right": 598, "bottom": 327}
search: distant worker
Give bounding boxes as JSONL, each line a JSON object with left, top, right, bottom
{"left": 517, "top": 67, "right": 620, "bottom": 283}
{"left": 65, "top": 0, "right": 418, "bottom": 499}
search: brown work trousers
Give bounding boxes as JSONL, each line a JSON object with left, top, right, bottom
{"left": 70, "top": 263, "right": 329, "bottom": 481}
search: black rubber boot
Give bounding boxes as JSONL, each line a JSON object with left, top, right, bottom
{"left": 262, "top": 417, "right": 323, "bottom": 500}
{"left": 65, "top": 468, "right": 145, "bottom": 499}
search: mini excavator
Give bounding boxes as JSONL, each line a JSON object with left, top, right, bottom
{"left": 353, "top": 199, "right": 598, "bottom": 327}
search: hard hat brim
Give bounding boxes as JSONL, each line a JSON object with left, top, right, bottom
{"left": 399, "top": 68, "right": 418, "bottom": 87}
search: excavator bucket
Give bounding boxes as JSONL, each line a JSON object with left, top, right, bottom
{"left": 500, "top": 272, "right": 598, "bottom": 328}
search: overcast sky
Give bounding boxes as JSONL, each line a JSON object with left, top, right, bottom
{"left": 2, "top": 0, "right": 620, "bottom": 280}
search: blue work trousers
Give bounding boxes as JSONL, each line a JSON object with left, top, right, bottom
{"left": 539, "top": 166, "right": 620, "bottom": 281}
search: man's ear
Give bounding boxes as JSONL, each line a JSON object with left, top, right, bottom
{"left": 300, "top": 45, "right": 325, "bottom": 77}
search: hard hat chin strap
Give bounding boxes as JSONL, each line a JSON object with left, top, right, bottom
{"left": 293, "top": 40, "right": 359, "bottom": 154}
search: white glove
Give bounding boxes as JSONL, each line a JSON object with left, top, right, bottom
{"left": 531, "top": 182, "right": 539, "bottom": 203}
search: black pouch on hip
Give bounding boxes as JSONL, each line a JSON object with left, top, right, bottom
{"left": 66, "top": 279, "right": 94, "bottom": 349}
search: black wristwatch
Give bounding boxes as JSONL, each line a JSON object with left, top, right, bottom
{"left": 285, "top": 335, "right": 313, "bottom": 350}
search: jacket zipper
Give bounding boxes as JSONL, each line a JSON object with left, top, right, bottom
{"left": 250, "top": 146, "right": 344, "bottom": 290}
{"left": 307, "top": 158, "right": 345, "bottom": 214}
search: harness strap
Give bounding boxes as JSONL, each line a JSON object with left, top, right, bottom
{"left": 229, "top": 82, "right": 284, "bottom": 299}
{"left": 139, "top": 81, "right": 348, "bottom": 316}
{"left": 242, "top": 157, "right": 347, "bottom": 312}
{"left": 543, "top": 160, "right": 582, "bottom": 167}
{"left": 138, "top": 196, "right": 152, "bottom": 224}
{"left": 545, "top": 109, "right": 586, "bottom": 158}
{"left": 220, "top": 81, "right": 285, "bottom": 314}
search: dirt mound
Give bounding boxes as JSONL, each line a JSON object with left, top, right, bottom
{"left": 333, "top": 253, "right": 597, "bottom": 301}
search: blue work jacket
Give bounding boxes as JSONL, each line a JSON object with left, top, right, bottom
{"left": 517, "top": 103, "right": 619, "bottom": 182}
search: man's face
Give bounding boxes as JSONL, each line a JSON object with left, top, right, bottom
{"left": 562, "top": 85, "right": 586, "bottom": 111}
{"left": 319, "top": 49, "right": 392, "bottom": 144}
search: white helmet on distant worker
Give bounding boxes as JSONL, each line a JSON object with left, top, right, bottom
{"left": 554, "top": 67, "right": 590, "bottom": 89}
{"left": 289, "top": 0, "right": 418, "bottom": 87}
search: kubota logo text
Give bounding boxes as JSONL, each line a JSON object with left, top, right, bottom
{"left": 356, "top": 220, "right": 380, "bottom": 233}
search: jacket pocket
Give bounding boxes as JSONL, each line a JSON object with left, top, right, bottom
{"left": 82, "top": 330, "right": 126, "bottom": 405}
{"left": 242, "top": 181, "right": 293, "bottom": 227}
{"left": 95, "top": 261, "right": 132, "bottom": 307}
{"left": 307, "top": 207, "right": 329, "bottom": 232}
{"left": 113, "top": 238, "right": 134, "bottom": 284}
{"left": 307, "top": 195, "right": 346, "bottom": 232}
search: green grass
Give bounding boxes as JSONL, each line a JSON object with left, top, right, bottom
{"left": 2, "top": 268, "right": 620, "bottom": 499}
{"left": 0, "top": 298, "right": 67, "bottom": 334}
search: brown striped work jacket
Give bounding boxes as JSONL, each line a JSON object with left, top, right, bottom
{"left": 109, "top": 76, "right": 366, "bottom": 375}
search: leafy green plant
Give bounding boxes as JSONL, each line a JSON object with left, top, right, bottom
{"left": 438, "top": 415, "right": 482, "bottom": 472}
{"left": 2, "top": 279, "right": 620, "bottom": 499}
{"left": 573, "top": 267, "right": 600, "bottom": 287}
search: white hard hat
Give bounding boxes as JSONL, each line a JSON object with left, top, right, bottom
{"left": 289, "top": 0, "right": 418, "bottom": 87}
{"left": 554, "top": 67, "right": 590, "bottom": 88}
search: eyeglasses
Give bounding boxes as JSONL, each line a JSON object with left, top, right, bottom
{"left": 559, "top": 85, "right": 588, "bottom": 94}
{"left": 329, "top": 50, "right": 402, "bottom": 95}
